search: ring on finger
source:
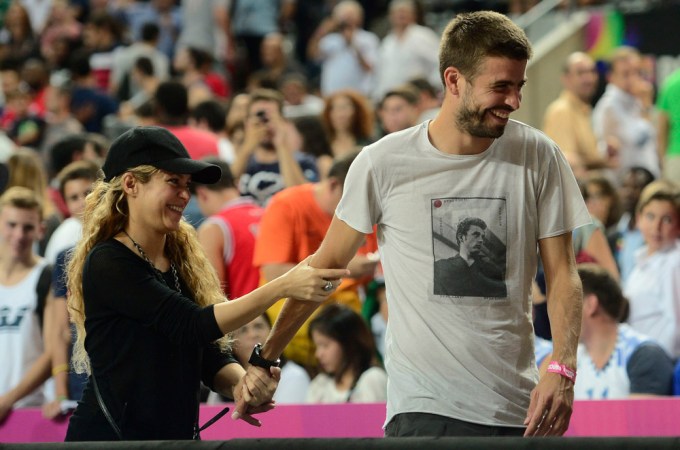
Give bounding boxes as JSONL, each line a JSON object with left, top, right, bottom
{"left": 323, "top": 280, "right": 334, "bottom": 292}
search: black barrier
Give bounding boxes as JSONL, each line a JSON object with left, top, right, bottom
{"left": 4, "top": 437, "right": 680, "bottom": 450}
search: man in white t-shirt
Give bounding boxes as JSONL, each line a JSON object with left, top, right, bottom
{"left": 235, "top": 11, "right": 589, "bottom": 438}
{"left": 0, "top": 187, "right": 53, "bottom": 420}
{"left": 307, "top": 1, "right": 379, "bottom": 96}
{"left": 374, "top": 0, "right": 441, "bottom": 101}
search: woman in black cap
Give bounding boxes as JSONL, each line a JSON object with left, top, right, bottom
{"left": 64, "top": 127, "right": 348, "bottom": 441}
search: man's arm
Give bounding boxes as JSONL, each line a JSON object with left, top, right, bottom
{"left": 524, "top": 232, "right": 582, "bottom": 437}
{"left": 42, "top": 292, "right": 71, "bottom": 419}
{"left": 0, "top": 300, "right": 55, "bottom": 421}
{"left": 274, "top": 120, "right": 309, "bottom": 188}
{"left": 233, "top": 216, "right": 366, "bottom": 419}
{"left": 198, "top": 222, "right": 227, "bottom": 288}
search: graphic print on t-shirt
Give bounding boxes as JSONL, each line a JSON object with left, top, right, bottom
{"left": 432, "top": 196, "right": 507, "bottom": 298}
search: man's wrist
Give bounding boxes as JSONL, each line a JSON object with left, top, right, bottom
{"left": 547, "top": 361, "right": 576, "bottom": 383}
{"left": 248, "top": 343, "right": 280, "bottom": 370}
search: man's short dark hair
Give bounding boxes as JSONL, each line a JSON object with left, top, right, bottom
{"left": 134, "top": 56, "right": 155, "bottom": 77}
{"left": 57, "top": 160, "right": 100, "bottom": 198}
{"left": 456, "top": 217, "right": 487, "bottom": 245}
{"left": 327, "top": 151, "right": 360, "bottom": 187}
{"left": 247, "top": 88, "right": 284, "bottom": 114}
{"left": 190, "top": 100, "right": 226, "bottom": 133}
{"left": 578, "top": 263, "right": 628, "bottom": 322}
{"left": 439, "top": 11, "right": 532, "bottom": 84}
{"left": 381, "top": 85, "right": 418, "bottom": 108}
{"left": 408, "top": 77, "right": 438, "bottom": 98}
{"left": 140, "top": 22, "right": 160, "bottom": 42}
{"left": 155, "top": 80, "right": 189, "bottom": 119}
{"left": 49, "top": 134, "right": 90, "bottom": 177}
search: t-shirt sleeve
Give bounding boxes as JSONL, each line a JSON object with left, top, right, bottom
{"left": 253, "top": 192, "right": 298, "bottom": 267}
{"left": 335, "top": 148, "right": 382, "bottom": 234}
{"left": 536, "top": 143, "right": 591, "bottom": 239}
{"left": 52, "top": 248, "right": 70, "bottom": 298}
{"left": 83, "top": 243, "right": 224, "bottom": 347}
{"left": 627, "top": 342, "right": 675, "bottom": 395}
{"left": 350, "top": 367, "right": 387, "bottom": 403}
{"left": 201, "top": 343, "right": 239, "bottom": 393}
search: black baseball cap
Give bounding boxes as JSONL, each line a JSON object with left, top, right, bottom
{"left": 102, "top": 126, "right": 221, "bottom": 184}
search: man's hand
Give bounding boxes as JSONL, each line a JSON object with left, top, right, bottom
{"left": 231, "top": 365, "right": 281, "bottom": 426}
{"left": 523, "top": 373, "right": 574, "bottom": 437}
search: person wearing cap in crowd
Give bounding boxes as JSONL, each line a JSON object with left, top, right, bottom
{"left": 64, "top": 126, "right": 348, "bottom": 441}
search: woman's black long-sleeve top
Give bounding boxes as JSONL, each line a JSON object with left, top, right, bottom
{"left": 65, "top": 239, "right": 236, "bottom": 441}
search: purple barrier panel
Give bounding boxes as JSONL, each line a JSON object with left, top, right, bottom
{"left": 2, "top": 400, "right": 680, "bottom": 442}
{"left": 198, "top": 403, "right": 386, "bottom": 439}
{"left": 566, "top": 398, "right": 680, "bottom": 437}
{"left": 0, "top": 408, "right": 70, "bottom": 442}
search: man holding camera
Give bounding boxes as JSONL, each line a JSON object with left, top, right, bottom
{"left": 307, "top": 0, "right": 379, "bottom": 96}
{"left": 231, "top": 88, "right": 319, "bottom": 206}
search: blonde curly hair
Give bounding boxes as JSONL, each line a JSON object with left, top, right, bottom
{"left": 67, "top": 165, "right": 230, "bottom": 374}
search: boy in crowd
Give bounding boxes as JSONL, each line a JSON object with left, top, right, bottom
{"left": 0, "top": 187, "right": 53, "bottom": 421}
{"left": 624, "top": 180, "right": 680, "bottom": 360}
{"left": 576, "top": 263, "right": 674, "bottom": 399}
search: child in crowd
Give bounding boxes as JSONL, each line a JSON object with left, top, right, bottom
{"left": 307, "top": 304, "right": 386, "bottom": 404}
{"left": 624, "top": 180, "right": 680, "bottom": 359}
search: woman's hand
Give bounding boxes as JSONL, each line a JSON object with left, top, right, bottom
{"left": 232, "top": 366, "right": 281, "bottom": 427}
{"left": 278, "top": 256, "right": 350, "bottom": 302}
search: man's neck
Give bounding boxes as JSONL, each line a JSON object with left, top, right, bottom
{"left": 214, "top": 189, "right": 243, "bottom": 214}
{"left": 581, "top": 321, "right": 619, "bottom": 368}
{"left": 0, "top": 252, "right": 36, "bottom": 284}
{"left": 429, "top": 114, "right": 495, "bottom": 155}
{"left": 313, "top": 182, "right": 335, "bottom": 217}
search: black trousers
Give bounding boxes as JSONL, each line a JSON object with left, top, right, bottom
{"left": 385, "top": 412, "right": 526, "bottom": 437}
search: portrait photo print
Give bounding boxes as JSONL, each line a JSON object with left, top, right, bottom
{"left": 432, "top": 197, "right": 507, "bottom": 298}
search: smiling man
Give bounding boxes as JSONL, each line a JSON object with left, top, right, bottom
{"left": 0, "top": 187, "right": 52, "bottom": 422}
{"left": 236, "top": 11, "right": 590, "bottom": 438}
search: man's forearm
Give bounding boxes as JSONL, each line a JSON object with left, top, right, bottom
{"left": 260, "top": 216, "right": 367, "bottom": 360}
{"left": 276, "top": 145, "right": 308, "bottom": 188}
{"left": 546, "top": 272, "right": 582, "bottom": 368}
{"left": 4, "top": 353, "right": 51, "bottom": 405}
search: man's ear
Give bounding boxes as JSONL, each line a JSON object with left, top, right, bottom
{"left": 443, "top": 67, "right": 463, "bottom": 96}
{"left": 583, "top": 293, "right": 598, "bottom": 317}
{"left": 193, "top": 185, "right": 208, "bottom": 201}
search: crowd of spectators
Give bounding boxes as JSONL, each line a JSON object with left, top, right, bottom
{"left": 0, "top": 0, "right": 679, "bottom": 429}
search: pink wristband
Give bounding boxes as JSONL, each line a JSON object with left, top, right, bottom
{"left": 547, "top": 361, "right": 576, "bottom": 383}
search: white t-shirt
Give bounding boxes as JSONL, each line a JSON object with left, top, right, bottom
{"left": 306, "top": 367, "right": 387, "bottom": 404}
{"left": 375, "top": 24, "right": 441, "bottom": 101}
{"left": 592, "top": 84, "right": 660, "bottom": 178}
{"left": 336, "top": 120, "right": 590, "bottom": 427}
{"left": 624, "top": 240, "right": 680, "bottom": 358}
{"left": 0, "top": 260, "right": 48, "bottom": 407}
{"left": 44, "top": 217, "right": 82, "bottom": 265}
{"left": 318, "top": 30, "right": 379, "bottom": 96}
{"left": 274, "top": 361, "right": 310, "bottom": 404}
{"left": 575, "top": 324, "right": 655, "bottom": 400}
